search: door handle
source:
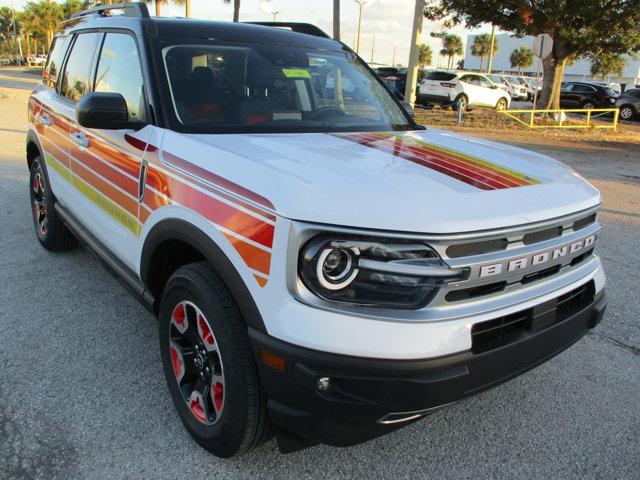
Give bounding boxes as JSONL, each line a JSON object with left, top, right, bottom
{"left": 39, "top": 113, "right": 53, "bottom": 126}
{"left": 71, "top": 131, "right": 89, "bottom": 148}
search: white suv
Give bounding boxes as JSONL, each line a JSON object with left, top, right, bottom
{"left": 27, "top": 4, "right": 606, "bottom": 457}
{"left": 418, "top": 71, "right": 511, "bottom": 111}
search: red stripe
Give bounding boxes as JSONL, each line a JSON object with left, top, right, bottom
{"left": 345, "top": 133, "right": 499, "bottom": 190}
{"left": 69, "top": 144, "right": 139, "bottom": 197}
{"left": 162, "top": 151, "right": 275, "bottom": 211}
{"left": 356, "top": 133, "right": 517, "bottom": 189}
{"left": 70, "top": 157, "right": 138, "bottom": 215}
{"left": 145, "top": 165, "right": 274, "bottom": 248}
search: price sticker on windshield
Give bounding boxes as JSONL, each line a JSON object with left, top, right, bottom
{"left": 282, "top": 68, "right": 311, "bottom": 79}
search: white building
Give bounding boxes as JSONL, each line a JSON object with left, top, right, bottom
{"left": 463, "top": 33, "right": 640, "bottom": 89}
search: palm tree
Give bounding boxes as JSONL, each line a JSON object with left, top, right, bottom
{"left": 20, "top": 0, "right": 63, "bottom": 47}
{"left": 441, "top": 33, "right": 463, "bottom": 70}
{"left": 143, "top": 0, "right": 167, "bottom": 17}
{"left": 471, "top": 33, "right": 497, "bottom": 72}
{"left": 418, "top": 44, "right": 432, "bottom": 67}
{"left": 333, "top": 0, "right": 340, "bottom": 41}
{"left": 223, "top": 0, "right": 241, "bottom": 22}
{"left": 510, "top": 46, "right": 534, "bottom": 74}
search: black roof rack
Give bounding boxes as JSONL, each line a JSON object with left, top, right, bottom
{"left": 70, "top": 2, "right": 150, "bottom": 20}
{"left": 243, "top": 22, "right": 330, "bottom": 39}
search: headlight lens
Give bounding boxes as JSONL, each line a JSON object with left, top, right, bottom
{"left": 299, "top": 236, "right": 468, "bottom": 309}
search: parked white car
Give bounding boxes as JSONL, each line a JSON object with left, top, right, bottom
{"left": 418, "top": 71, "right": 511, "bottom": 111}
{"left": 488, "top": 75, "right": 528, "bottom": 100}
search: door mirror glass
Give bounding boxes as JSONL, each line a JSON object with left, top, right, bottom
{"left": 76, "top": 92, "right": 143, "bottom": 130}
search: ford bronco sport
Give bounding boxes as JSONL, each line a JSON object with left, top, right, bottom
{"left": 26, "top": 3, "right": 607, "bottom": 457}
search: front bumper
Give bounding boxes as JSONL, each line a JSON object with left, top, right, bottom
{"left": 250, "top": 289, "right": 606, "bottom": 447}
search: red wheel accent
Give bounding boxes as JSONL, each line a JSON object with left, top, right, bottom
{"left": 170, "top": 343, "right": 185, "bottom": 382}
{"left": 189, "top": 393, "right": 207, "bottom": 424}
{"left": 212, "top": 381, "right": 224, "bottom": 413}
{"left": 197, "top": 313, "right": 215, "bottom": 349}
{"left": 171, "top": 302, "right": 187, "bottom": 333}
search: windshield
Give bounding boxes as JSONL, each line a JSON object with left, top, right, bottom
{"left": 159, "top": 40, "right": 412, "bottom": 134}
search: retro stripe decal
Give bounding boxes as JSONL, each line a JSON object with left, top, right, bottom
{"left": 333, "top": 132, "right": 540, "bottom": 190}
{"left": 32, "top": 100, "right": 276, "bottom": 287}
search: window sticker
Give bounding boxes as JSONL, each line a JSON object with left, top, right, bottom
{"left": 282, "top": 68, "right": 311, "bottom": 79}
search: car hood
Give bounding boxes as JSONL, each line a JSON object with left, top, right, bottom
{"left": 170, "top": 128, "right": 600, "bottom": 234}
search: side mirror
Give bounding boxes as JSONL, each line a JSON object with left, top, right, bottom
{"left": 400, "top": 100, "right": 415, "bottom": 116}
{"left": 76, "top": 92, "right": 142, "bottom": 130}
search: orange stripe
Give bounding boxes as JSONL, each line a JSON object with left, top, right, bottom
{"left": 254, "top": 275, "right": 268, "bottom": 287}
{"left": 70, "top": 144, "right": 139, "bottom": 197}
{"left": 222, "top": 232, "right": 271, "bottom": 276}
{"left": 71, "top": 157, "right": 138, "bottom": 216}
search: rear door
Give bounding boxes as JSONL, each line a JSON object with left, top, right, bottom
{"left": 459, "top": 74, "right": 485, "bottom": 105}
{"left": 60, "top": 31, "right": 152, "bottom": 268}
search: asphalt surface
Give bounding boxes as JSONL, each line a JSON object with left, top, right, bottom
{"left": 1, "top": 68, "right": 639, "bottom": 479}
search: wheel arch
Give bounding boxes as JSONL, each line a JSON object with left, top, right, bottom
{"left": 26, "top": 129, "right": 43, "bottom": 171}
{"left": 140, "top": 218, "right": 267, "bottom": 332}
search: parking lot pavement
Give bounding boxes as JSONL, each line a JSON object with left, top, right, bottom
{"left": 1, "top": 74, "right": 639, "bottom": 479}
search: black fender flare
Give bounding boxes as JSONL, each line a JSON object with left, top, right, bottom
{"left": 140, "top": 218, "right": 267, "bottom": 332}
{"left": 26, "top": 128, "right": 44, "bottom": 166}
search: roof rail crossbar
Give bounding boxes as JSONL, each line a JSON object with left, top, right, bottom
{"left": 243, "top": 22, "right": 330, "bottom": 39}
{"left": 70, "top": 2, "right": 150, "bottom": 20}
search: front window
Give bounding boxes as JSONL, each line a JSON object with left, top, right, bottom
{"left": 159, "top": 40, "right": 411, "bottom": 133}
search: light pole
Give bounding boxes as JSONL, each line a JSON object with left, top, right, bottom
{"left": 355, "top": 0, "right": 365, "bottom": 54}
{"left": 392, "top": 44, "right": 397, "bottom": 66}
{"left": 11, "top": 0, "right": 20, "bottom": 65}
{"left": 370, "top": 33, "right": 375, "bottom": 64}
{"left": 487, "top": 24, "right": 496, "bottom": 74}
{"left": 403, "top": 0, "right": 423, "bottom": 105}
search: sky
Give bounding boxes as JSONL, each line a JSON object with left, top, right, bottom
{"left": 0, "top": 0, "right": 495, "bottom": 67}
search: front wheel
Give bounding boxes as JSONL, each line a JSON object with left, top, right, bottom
{"left": 495, "top": 98, "right": 508, "bottom": 111}
{"left": 159, "top": 262, "right": 270, "bottom": 457}
{"left": 582, "top": 102, "right": 595, "bottom": 110}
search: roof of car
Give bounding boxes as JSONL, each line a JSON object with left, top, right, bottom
{"left": 60, "top": 10, "right": 343, "bottom": 51}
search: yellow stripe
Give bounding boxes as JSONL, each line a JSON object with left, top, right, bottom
{"left": 45, "top": 153, "right": 140, "bottom": 236}
{"left": 368, "top": 132, "right": 540, "bottom": 185}
{"left": 45, "top": 153, "right": 72, "bottom": 184}
{"left": 399, "top": 135, "right": 540, "bottom": 185}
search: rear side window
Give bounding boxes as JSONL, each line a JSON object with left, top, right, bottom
{"left": 425, "top": 71, "right": 456, "bottom": 81}
{"left": 60, "top": 33, "right": 102, "bottom": 102}
{"left": 43, "top": 36, "right": 70, "bottom": 88}
{"left": 571, "top": 85, "right": 596, "bottom": 93}
{"left": 94, "top": 33, "right": 146, "bottom": 122}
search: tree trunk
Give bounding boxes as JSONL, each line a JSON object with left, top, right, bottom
{"left": 233, "top": 0, "right": 240, "bottom": 22}
{"left": 539, "top": 34, "right": 569, "bottom": 109}
{"left": 155, "top": 1, "right": 162, "bottom": 17}
{"left": 479, "top": 55, "right": 484, "bottom": 72}
{"left": 333, "top": 0, "right": 340, "bottom": 41}
{"left": 185, "top": 0, "right": 191, "bottom": 17}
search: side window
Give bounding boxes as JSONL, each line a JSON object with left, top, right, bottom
{"left": 95, "top": 33, "right": 147, "bottom": 122}
{"left": 478, "top": 76, "right": 493, "bottom": 88}
{"left": 60, "top": 33, "right": 102, "bottom": 103}
{"left": 43, "top": 36, "right": 70, "bottom": 89}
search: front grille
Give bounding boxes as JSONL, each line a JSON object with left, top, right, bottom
{"left": 471, "top": 281, "right": 595, "bottom": 353}
{"left": 446, "top": 238, "right": 507, "bottom": 258}
{"left": 573, "top": 214, "right": 597, "bottom": 231}
{"left": 523, "top": 226, "right": 563, "bottom": 245}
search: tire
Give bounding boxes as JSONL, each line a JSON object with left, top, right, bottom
{"left": 159, "top": 262, "right": 270, "bottom": 457}
{"left": 495, "top": 98, "right": 508, "bottom": 111}
{"left": 453, "top": 94, "right": 468, "bottom": 112}
{"left": 29, "top": 156, "right": 77, "bottom": 251}
{"left": 619, "top": 105, "right": 636, "bottom": 121}
{"left": 582, "top": 102, "right": 595, "bottom": 110}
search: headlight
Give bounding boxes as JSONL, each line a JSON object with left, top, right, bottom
{"left": 299, "top": 236, "right": 468, "bottom": 309}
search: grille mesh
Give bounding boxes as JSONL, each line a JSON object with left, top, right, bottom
{"left": 522, "top": 226, "right": 563, "bottom": 245}
{"left": 573, "top": 214, "right": 597, "bottom": 231}
{"left": 446, "top": 238, "right": 507, "bottom": 258}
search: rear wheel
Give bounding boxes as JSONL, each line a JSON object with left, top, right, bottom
{"left": 495, "top": 98, "right": 508, "bottom": 111}
{"left": 159, "top": 262, "right": 270, "bottom": 457}
{"left": 582, "top": 101, "right": 595, "bottom": 110}
{"left": 453, "top": 94, "right": 468, "bottom": 112}
{"left": 29, "top": 156, "right": 77, "bottom": 251}
{"left": 619, "top": 105, "right": 636, "bottom": 120}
